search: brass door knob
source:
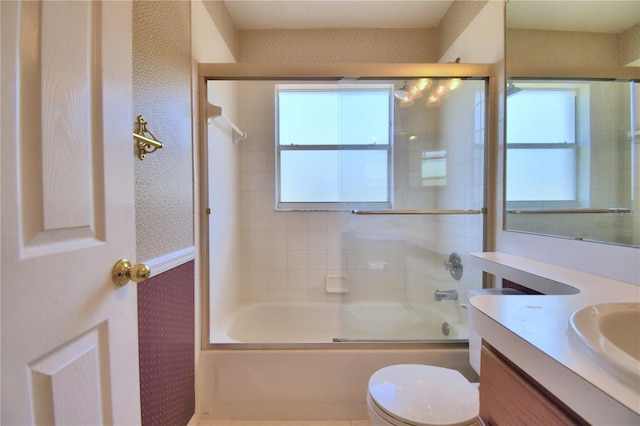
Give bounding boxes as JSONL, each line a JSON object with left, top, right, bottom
{"left": 112, "top": 259, "right": 151, "bottom": 287}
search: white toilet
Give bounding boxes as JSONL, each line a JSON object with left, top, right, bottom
{"left": 366, "top": 289, "right": 522, "bottom": 426}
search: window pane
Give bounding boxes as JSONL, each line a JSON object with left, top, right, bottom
{"left": 280, "top": 151, "right": 339, "bottom": 202}
{"left": 507, "top": 90, "right": 576, "bottom": 144}
{"left": 338, "top": 150, "right": 388, "bottom": 202}
{"left": 506, "top": 148, "right": 576, "bottom": 201}
{"left": 277, "top": 84, "right": 392, "bottom": 207}
{"left": 338, "top": 91, "right": 390, "bottom": 145}
{"left": 279, "top": 91, "right": 339, "bottom": 145}
{"left": 280, "top": 150, "right": 388, "bottom": 203}
{"left": 278, "top": 88, "right": 390, "bottom": 146}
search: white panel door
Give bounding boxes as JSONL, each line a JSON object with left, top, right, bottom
{"left": 1, "top": 1, "right": 140, "bottom": 424}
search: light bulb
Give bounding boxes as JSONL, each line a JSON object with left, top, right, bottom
{"left": 417, "top": 78, "right": 432, "bottom": 91}
{"left": 448, "top": 78, "right": 462, "bottom": 91}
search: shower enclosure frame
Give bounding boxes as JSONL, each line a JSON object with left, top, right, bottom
{"left": 197, "top": 63, "right": 497, "bottom": 350}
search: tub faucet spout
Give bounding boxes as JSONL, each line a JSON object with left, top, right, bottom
{"left": 435, "top": 289, "right": 458, "bottom": 301}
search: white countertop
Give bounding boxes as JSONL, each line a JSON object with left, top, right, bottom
{"left": 469, "top": 252, "right": 640, "bottom": 425}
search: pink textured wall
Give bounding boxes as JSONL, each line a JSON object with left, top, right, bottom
{"left": 138, "top": 261, "right": 195, "bottom": 425}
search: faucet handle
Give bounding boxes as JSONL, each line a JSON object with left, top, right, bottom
{"left": 444, "top": 252, "right": 463, "bottom": 280}
{"left": 444, "top": 252, "right": 461, "bottom": 269}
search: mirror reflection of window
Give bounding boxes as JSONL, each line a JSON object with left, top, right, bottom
{"left": 421, "top": 150, "right": 447, "bottom": 187}
{"left": 507, "top": 86, "right": 579, "bottom": 203}
{"left": 504, "top": 0, "right": 640, "bottom": 247}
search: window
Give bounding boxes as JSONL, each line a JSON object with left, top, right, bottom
{"left": 276, "top": 83, "right": 393, "bottom": 210}
{"left": 506, "top": 85, "right": 584, "bottom": 206}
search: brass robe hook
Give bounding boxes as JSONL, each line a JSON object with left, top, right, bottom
{"left": 133, "top": 115, "right": 163, "bottom": 160}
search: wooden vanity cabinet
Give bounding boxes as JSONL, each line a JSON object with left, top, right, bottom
{"left": 479, "top": 341, "right": 588, "bottom": 426}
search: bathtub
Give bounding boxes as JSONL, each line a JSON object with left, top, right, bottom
{"left": 200, "top": 301, "right": 474, "bottom": 420}
{"left": 211, "top": 301, "right": 468, "bottom": 343}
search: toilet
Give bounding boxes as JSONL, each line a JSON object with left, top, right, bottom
{"left": 366, "top": 289, "right": 522, "bottom": 426}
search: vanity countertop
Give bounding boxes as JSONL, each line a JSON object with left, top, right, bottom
{"left": 469, "top": 252, "right": 640, "bottom": 425}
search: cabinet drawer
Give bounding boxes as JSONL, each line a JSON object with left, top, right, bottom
{"left": 479, "top": 342, "right": 587, "bottom": 426}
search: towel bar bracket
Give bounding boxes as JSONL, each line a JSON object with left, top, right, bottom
{"left": 133, "top": 115, "right": 163, "bottom": 160}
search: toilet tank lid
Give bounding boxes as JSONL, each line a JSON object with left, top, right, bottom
{"left": 368, "top": 364, "right": 478, "bottom": 426}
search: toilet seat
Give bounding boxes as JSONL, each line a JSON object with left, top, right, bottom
{"left": 367, "top": 364, "right": 479, "bottom": 426}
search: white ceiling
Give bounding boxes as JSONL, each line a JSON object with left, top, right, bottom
{"left": 223, "top": 0, "right": 639, "bottom": 33}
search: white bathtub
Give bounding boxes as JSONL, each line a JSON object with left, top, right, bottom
{"left": 200, "top": 302, "right": 474, "bottom": 420}
{"left": 211, "top": 301, "right": 468, "bottom": 344}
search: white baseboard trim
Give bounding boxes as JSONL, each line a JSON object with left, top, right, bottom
{"left": 187, "top": 412, "right": 199, "bottom": 426}
{"left": 146, "top": 246, "right": 196, "bottom": 277}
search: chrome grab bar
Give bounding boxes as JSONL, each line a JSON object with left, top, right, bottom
{"left": 506, "top": 208, "right": 631, "bottom": 214}
{"left": 351, "top": 209, "right": 482, "bottom": 215}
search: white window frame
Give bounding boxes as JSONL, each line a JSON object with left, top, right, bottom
{"left": 275, "top": 83, "right": 394, "bottom": 211}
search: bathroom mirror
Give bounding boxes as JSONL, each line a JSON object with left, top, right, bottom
{"left": 505, "top": 0, "right": 640, "bottom": 247}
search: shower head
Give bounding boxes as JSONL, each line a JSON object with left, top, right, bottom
{"left": 393, "top": 81, "right": 410, "bottom": 101}
{"left": 507, "top": 82, "right": 522, "bottom": 97}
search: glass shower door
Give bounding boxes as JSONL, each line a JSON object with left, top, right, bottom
{"left": 335, "top": 77, "right": 489, "bottom": 342}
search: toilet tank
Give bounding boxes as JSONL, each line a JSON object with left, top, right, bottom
{"left": 467, "top": 288, "right": 524, "bottom": 374}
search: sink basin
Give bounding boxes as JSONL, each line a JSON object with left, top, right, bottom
{"left": 568, "top": 303, "right": 640, "bottom": 388}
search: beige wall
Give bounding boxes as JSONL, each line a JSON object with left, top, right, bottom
{"left": 507, "top": 29, "right": 621, "bottom": 66}
{"left": 507, "top": 23, "right": 640, "bottom": 66}
{"left": 622, "top": 23, "right": 640, "bottom": 65}
{"left": 133, "top": 1, "right": 193, "bottom": 262}
{"left": 239, "top": 28, "right": 438, "bottom": 63}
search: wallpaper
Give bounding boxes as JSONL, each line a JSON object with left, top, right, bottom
{"left": 621, "top": 23, "right": 640, "bottom": 65}
{"left": 138, "top": 261, "right": 195, "bottom": 425}
{"left": 133, "top": 1, "right": 194, "bottom": 262}
{"left": 506, "top": 29, "right": 621, "bottom": 66}
{"left": 239, "top": 28, "right": 438, "bottom": 63}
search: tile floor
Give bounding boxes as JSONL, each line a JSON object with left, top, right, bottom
{"left": 199, "top": 421, "right": 371, "bottom": 426}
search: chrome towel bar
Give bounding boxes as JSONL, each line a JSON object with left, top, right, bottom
{"left": 507, "top": 208, "right": 631, "bottom": 214}
{"left": 351, "top": 209, "right": 482, "bottom": 215}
